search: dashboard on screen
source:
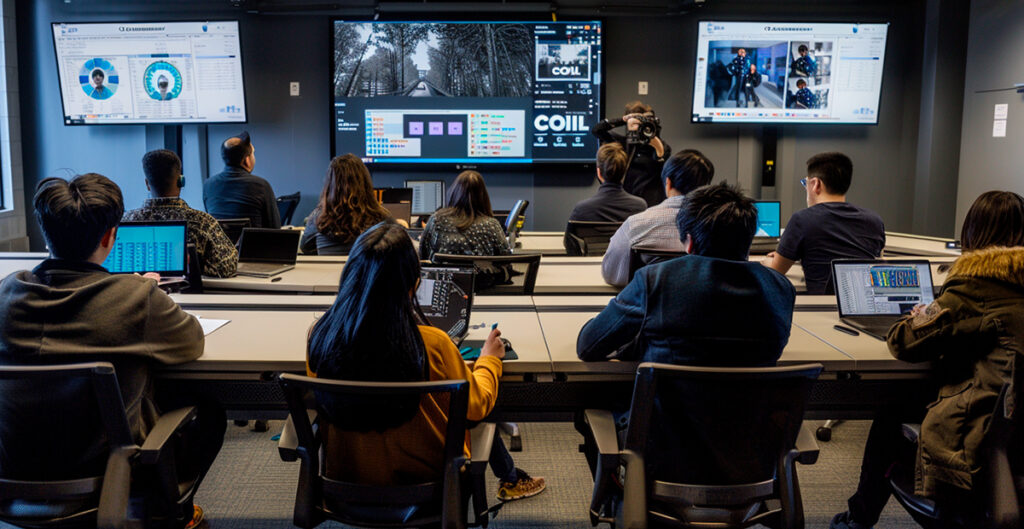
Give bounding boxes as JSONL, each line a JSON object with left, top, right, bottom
{"left": 52, "top": 21, "right": 247, "bottom": 125}
{"left": 692, "top": 22, "right": 888, "bottom": 124}
{"left": 333, "top": 20, "right": 602, "bottom": 165}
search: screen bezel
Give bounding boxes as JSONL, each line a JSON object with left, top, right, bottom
{"left": 105, "top": 220, "right": 188, "bottom": 275}
{"left": 690, "top": 20, "right": 889, "bottom": 126}
{"left": 831, "top": 259, "right": 934, "bottom": 318}
{"left": 329, "top": 17, "right": 604, "bottom": 170}
{"left": 51, "top": 20, "right": 249, "bottom": 126}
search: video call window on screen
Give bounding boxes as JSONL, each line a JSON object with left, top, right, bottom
{"left": 52, "top": 21, "right": 247, "bottom": 125}
{"left": 332, "top": 20, "right": 603, "bottom": 165}
{"left": 691, "top": 22, "right": 888, "bottom": 124}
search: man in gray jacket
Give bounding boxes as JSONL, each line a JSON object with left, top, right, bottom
{"left": 0, "top": 173, "right": 222, "bottom": 528}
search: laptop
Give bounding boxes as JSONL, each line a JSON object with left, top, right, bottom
{"left": 236, "top": 228, "right": 301, "bottom": 277}
{"left": 832, "top": 259, "right": 936, "bottom": 340}
{"left": 416, "top": 265, "right": 475, "bottom": 345}
{"left": 405, "top": 180, "right": 445, "bottom": 217}
{"left": 749, "top": 201, "right": 781, "bottom": 254}
{"left": 103, "top": 221, "right": 188, "bottom": 287}
{"left": 375, "top": 187, "right": 414, "bottom": 225}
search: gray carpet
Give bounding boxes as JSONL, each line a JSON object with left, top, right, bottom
{"left": 188, "top": 420, "right": 919, "bottom": 528}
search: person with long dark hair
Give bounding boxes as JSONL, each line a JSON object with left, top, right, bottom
{"left": 830, "top": 191, "right": 1024, "bottom": 529}
{"left": 307, "top": 220, "right": 546, "bottom": 501}
{"left": 300, "top": 154, "right": 391, "bottom": 255}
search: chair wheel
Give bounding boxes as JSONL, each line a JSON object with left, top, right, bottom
{"left": 252, "top": 419, "right": 269, "bottom": 432}
{"left": 816, "top": 426, "right": 832, "bottom": 442}
{"left": 509, "top": 434, "right": 523, "bottom": 452}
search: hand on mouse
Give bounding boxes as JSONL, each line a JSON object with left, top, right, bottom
{"left": 480, "top": 327, "right": 505, "bottom": 360}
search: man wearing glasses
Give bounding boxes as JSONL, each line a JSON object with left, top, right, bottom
{"left": 763, "top": 152, "right": 885, "bottom": 294}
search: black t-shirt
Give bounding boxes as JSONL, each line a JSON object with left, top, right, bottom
{"left": 776, "top": 202, "right": 885, "bottom": 294}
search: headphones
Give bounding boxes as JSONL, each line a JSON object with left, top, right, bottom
{"left": 178, "top": 174, "right": 186, "bottom": 189}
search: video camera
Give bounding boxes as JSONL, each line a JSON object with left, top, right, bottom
{"left": 626, "top": 115, "right": 661, "bottom": 145}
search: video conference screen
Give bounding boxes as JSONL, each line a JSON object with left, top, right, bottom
{"left": 333, "top": 20, "right": 602, "bottom": 165}
{"left": 52, "top": 21, "right": 247, "bottom": 125}
{"left": 691, "top": 22, "right": 888, "bottom": 124}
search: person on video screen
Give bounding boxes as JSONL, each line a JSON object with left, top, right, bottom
{"left": 156, "top": 75, "right": 173, "bottom": 101}
{"left": 790, "top": 44, "right": 817, "bottom": 77}
{"left": 740, "top": 64, "right": 762, "bottom": 108}
{"left": 726, "top": 48, "right": 751, "bottom": 107}
{"left": 792, "top": 79, "right": 817, "bottom": 109}
{"left": 89, "top": 69, "right": 111, "bottom": 99}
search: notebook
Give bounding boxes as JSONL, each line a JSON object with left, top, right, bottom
{"left": 832, "top": 259, "right": 935, "bottom": 340}
{"left": 236, "top": 228, "right": 300, "bottom": 278}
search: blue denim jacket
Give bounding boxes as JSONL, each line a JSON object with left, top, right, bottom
{"left": 577, "top": 254, "right": 796, "bottom": 367}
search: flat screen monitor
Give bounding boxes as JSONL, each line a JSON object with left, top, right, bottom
{"left": 102, "top": 221, "right": 187, "bottom": 274}
{"left": 52, "top": 21, "right": 247, "bottom": 125}
{"left": 406, "top": 180, "right": 445, "bottom": 216}
{"left": 691, "top": 22, "right": 888, "bottom": 124}
{"left": 333, "top": 20, "right": 602, "bottom": 165}
{"left": 754, "top": 201, "right": 781, "bottom": 238}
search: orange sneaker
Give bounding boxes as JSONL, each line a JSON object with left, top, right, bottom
{"left": 183, "top": 504, "right": 205, "bottom": 529}
{"left": 497, "top": 469, "right": 547, "bottom": 502}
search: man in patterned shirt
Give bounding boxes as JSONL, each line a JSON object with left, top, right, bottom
{"left": 601, "top": 149, "right": 715, "bottom": 287}
{"left": 123, "top": 150, "right": 238, "bottom": 277}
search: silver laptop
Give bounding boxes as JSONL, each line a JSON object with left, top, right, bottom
{"left": 749, "top": 201, "right": 781, "bottom": 254}
{"left": 832, "top": 259, "right": 936, "bottom": 340}
{"left": 236, "top": 228, "right": 300, "bottom": 278}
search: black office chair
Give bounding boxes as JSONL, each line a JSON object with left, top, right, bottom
{"left": 276, "top": 373, "right": 496, "bottom": 529}
{"left": 277, "top": 192, "right": 301, "bottom": 226}
{"left": 888, "top": 357, "right": 1022, "bottom": 529}
{"left": 627, "top": 247, "right": 686, "bottom": 282}
{"left": 432, "top": 253, "right": 541, "bottom": 295}
{"left": 582, "top": 362, "right": 823, "bottom": 529}
{"left": 217, "top": 218, "right": 251, "bottom": 245}
{"left": 503, "top": 200, "right": 529, "bottom": 251}
{"left": 0, "top": 362, "right": 201, "bottom": 529}
{"left": 564, "top": 220, "right": 624, "bottom": 256}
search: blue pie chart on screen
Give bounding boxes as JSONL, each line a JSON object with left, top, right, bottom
{"left": 79, "top": 58, "right": 118, "bottom": 100}
{"left": 144, "top": 61, "right": 183, "bottom": 101}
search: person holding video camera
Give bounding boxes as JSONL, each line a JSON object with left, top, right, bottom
{"left": 590, "top": 101, "right": 671, "bottom": 207}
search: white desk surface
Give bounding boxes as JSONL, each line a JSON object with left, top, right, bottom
{"left": 171, "top": 294, "right": 535, "bottom": 311}
{"left": 202, "top": 263, "right": 343, "bottom": 293}
{"left": 884, "top": 232, "right": 960, "bottom": 257}
{"left": 182, "top": 309, "right": 552, "bottom": 375}
{"left": 0, "top": 259, "right": 43, "bottom": 278}
{"left": 530, "top": 295, "right": 839, "bottom": 311}
{"left": 792, "top": 311, "right": 920, "bottom": 371}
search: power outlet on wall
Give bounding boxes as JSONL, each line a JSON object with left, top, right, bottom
{"left": 638, "top": 81, "right": 648, "bottom": 95}
{"left": 290, "top": 82, "right": 300, "bottom": 97}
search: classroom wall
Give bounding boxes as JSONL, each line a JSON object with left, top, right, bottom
{"left": 954, "top": 0, "right": 1024, "bottom": 232}
{"left": 18, "top": 0, "right": 954, "bottom": 250}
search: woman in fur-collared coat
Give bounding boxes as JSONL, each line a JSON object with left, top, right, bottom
{"left": 832, "top": 190, "right": 1024, "bottom": 529}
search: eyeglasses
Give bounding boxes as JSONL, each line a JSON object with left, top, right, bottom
{"left": 800, "top": 178, "right": 808, "bottom": 188}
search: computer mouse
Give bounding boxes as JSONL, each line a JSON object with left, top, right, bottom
{"left": 500, "top": 337, "right": 513, "bottom": 352}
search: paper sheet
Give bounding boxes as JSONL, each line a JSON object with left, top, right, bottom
{"left": 993, "top": 119, "right": 1007, "bottom": 138}
{"left": 995, "top": 103, "right": 1009, "bottom": 120}
{"left": 198, "top": 318, "right": 230, "bottom": 336}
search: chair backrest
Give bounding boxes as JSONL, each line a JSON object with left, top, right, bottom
{"left": 277, "top": 192, "right": 301, "bottom": 226}
{"left": 564, "top": 220, "right": 623, "bottom": 256}
{"left": 217, "top": 217, "right": 251, "bottom": 245}
{"left": 432, "top": 253, "right": 541, "bottom": 295}
{"left": 627, "top": 247, "right": 686, "bottom": 282}
{"left": 0, "top": 362, "right": 133, "bottom": 519}
{"left": 623, "top": 362, "right": 822, "bottom": 490}
{"left": 277, "top": 373, "right": 469, "bottom": 526}
{"left": 503, "top": 200, "right": 529, "bottom": 250}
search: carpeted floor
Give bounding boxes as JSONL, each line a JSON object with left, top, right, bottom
{"left": 186, "top": 420, "right": 919, "bottom": 528}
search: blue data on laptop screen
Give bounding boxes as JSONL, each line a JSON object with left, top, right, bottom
{"left": 102, "top": 223, "right": 187, "bottom": 273}
{"left": 754, "top": 201, "right": 781, "bottom": 237}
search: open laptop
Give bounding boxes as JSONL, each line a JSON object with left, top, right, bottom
{"left": 416, "top": 265, "right": 475, "bottom": 345}
{"left": 749, "top": 201, "right": 781, "bottom": 254}
{"left": 405, "top": 180, "right": 445, "bottom": 217}
{"left": 375, "top": 187, "right": 414, "bottom": 225}
{"left": 832, "top": 259, "right": 936, "bottom": 340}
{"left": 103, "top": 221, "right": 188, "bottom": 288}
{"left": 236, "top": 228, "right": 301, "bottom": 277}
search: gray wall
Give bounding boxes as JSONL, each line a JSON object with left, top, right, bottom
{"left": 955, "top": 0, "right": 1024, "bottom": 231}
{"left": 19, "top": 0, "right": 951, "bottom": 250}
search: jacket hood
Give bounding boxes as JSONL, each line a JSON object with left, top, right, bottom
{"left": 948, "top": 246, "right": 1024, "bottom": 288}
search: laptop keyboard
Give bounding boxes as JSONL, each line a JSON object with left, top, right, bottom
{"left": 238, "top": 262, "right": 287, "bottom": 273}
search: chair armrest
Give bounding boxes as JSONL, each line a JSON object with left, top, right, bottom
{"left": 794, "top": 423, "right": 820, "bottom": 465}
{"left": 97, "top": 446, "right": 137, "bottom": 529}
{"left": 620, "top": 450, "right": 647, "bottom": 529}
{"left": 585, "top": 409, "right": 622, "bottom": 526}
{"left": 279, "top": 410, "right": 318, "bottom": 462}
{"left": 901, "top": 423, "right": 921, "bottom": 444}
{"left": 138, "top": 407, "right": 197, "bottom": 465}
{"left": 988, "top": 445, "right": 1021, "bottom": 529}
{"left": 469, "top": 422, "right": 497, "bottom": 473}
{"left": 584, "top": 409, "right": 620, "bottom": 458}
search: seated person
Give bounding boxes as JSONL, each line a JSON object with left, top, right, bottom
{"left": 601, "top": 149, "right": 715, "bottom": 287}
{"left": 791, "top": 79, "right": 816, "bottom": 108}
{"left": 124, "top": 149, "right": 238, "bottom": 278}
{"left": 764, "top": 152, "right": 885, "bottom": 294}
{"left": 0, "top": 174, "right": 223, "bottom": 528}
{"left": 566, "top": 142, "right": 647, "bottom": 223}
{"left": 307, "top": 220, "right": 546, "bottom": 501}
{"left": 830, "top": 190, "right": 1024, "bottom": 529}
{"left": 203, "top": 131, "right": 281, "bottom": 228}
{"left": 790, "top": 44, "right": 816, "bottom": 77}
{"left": 300, "top": 154, "right": 390, "bottom": 255}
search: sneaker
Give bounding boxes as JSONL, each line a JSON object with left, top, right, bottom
{"left": 184, "top": 505, "right": 205, "bottom": 529}
{"left": 497, "top": 468, "right": 546, "bottom": 502}
{"left": 830, "top": 511, "right": 872, "bottom": 529}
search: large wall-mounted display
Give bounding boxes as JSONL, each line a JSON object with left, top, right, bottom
{"left": 52, "top": 21, "right": 247, "bottom": 125}
{"left": 692, "top": 22, "right": 888, "bottom": 124}
{"left": 332, "top": 20, "right": 602, "bottom": 165}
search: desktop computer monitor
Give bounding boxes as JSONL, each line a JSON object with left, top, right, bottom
{"left": 405, "top": 180, "right": 446, "bottom": 216}
{"left": 102, "top": 221, "right": 187, "bottom": 274}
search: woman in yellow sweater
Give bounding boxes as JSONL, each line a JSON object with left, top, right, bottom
{"left": 306, "top": 220, "right": 545, "bottom": 501}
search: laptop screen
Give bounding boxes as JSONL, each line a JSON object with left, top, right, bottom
{"left": 103, "top": 221, "right": 187, "bottom": 274}
{"left": 406, "top": 180, "right": 445, "bottom": 216}
{"left": 833, "top": 260, "right": 935, "bottom": 317}
{"left": 237, "top": 228, "right": 300, "bottom": 264}
{"left": 417, "top": 266, "right": 475, "bottom": 340}
{"left": 754, "top": 201, "right": 781, "bottom": 238}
